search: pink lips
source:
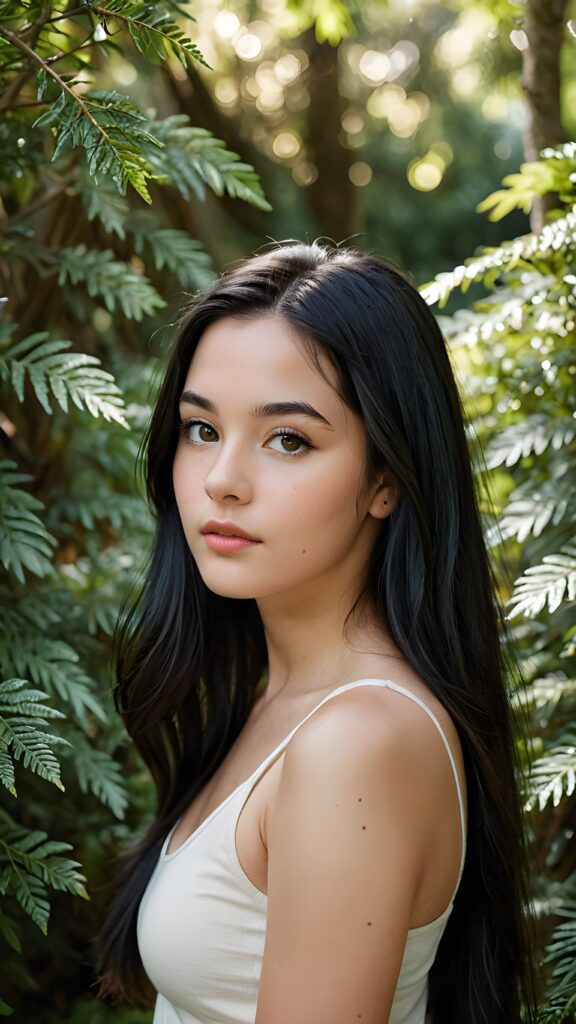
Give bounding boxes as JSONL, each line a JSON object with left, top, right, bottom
{"left": 203, "top": 534, "right": 261, "bottom": 553}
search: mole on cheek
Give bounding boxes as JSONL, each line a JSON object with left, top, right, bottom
{"left": 302, "top": 549, "right": 306, "bottom": 554}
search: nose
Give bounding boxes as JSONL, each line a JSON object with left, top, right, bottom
{"left": 204, "top": 441, "right": 252, "bottom": 504}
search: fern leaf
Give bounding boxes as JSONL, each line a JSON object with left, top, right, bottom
{"left": 0, "top": 678, "right": 69, "bottom": 795}
{"left": 526, "top": 736, "right": 576, "bottom": 811}
{"left": 52, "top": 491, "right": 150, "bottom": 532}
{"left": 56, "top": 245, "right": 166, "bottom": 321}
{"left": 0, "top": 912, "right": 21, "bottom": 954}
{"left": 34, "top": 90, "right": 163, "bottom": 203}
{"left": 0, "top": 634, "right": 107, "bottom": 730}
{"left": 485, "top": 416, "right": 576, "bottom": 469}
{"left": 0, "top": 811, "right": 89, "bottom": 934}
{"left": 495, "top": 476, "right": 573, "bottom": 544}
{"left": 131, "top": 223, "right": 215, "bottom": 290}
{"left": 146, "top": 116, "right": 272, "bottom": 211}
{"left": 543, "top": 900, "right": 576, "bottom": 1003}
{"left": 0, "top": 677, "right": 66, "bottom": 720}
{"left": 96, "top": 1, "right": 211, "bottom": 69}
{"left": 508, "top": 544, "right": 576, "bottom": 618}
{"left": 0, "top": 331, "right": 128, "bottom": 425}
{"left": 421, "top": 206, "right": 576, "bottom": 308}
{"left": 0, "top": 749, "right": 15, "bottom": 797}
{"left": 65, "top": 731, "right": 128, "bottom": 819}
{"left": 77, "top": 181, "right": 129, "bottom": 238}
{"left": 0, "top": 461, "right": 56, "bottom": 583}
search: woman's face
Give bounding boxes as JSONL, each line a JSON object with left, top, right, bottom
{"left": 172, "top": 314, "right": 391, "bottom": 605}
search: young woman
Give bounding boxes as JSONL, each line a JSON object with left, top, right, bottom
{"left": 95, "top": 242, "right": 537, "bottom": 1023}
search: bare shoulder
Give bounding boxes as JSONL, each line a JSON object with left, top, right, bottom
{"left": 257, "top": 683, "right": 460, "bottom": 1024}
{"left": 282, "top": 679, "right": 463, "bottom": 791}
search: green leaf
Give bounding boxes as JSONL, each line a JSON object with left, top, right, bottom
{"left": 95, "top": 0, "right": 211, "bottom": 69}
{"left": 130, "top": 221, "right": 215, "bottom": 290}
{"left": 146, "top": 116, "right": 272, "bottom": 211}
{"left": 64, "top": 731, "right": 128, "bottom": 819}
{"left": 0, "top": 913, "right": 21, "bottom": 954}
{"left": 0, "top": 330, "right": 129, "bottom": 425}
{"left": 421, "top": 206, "right": 576, "bottom": 307}
{"left": 0, "top": 461, "right": 57, "bottom": 584}
{"left": 508, "top": 544, "right": 576, "bottom": 619}
{"left": 56, "top": 245, "right": 166, "bottom": 321}
{"left": 35, "top": 90, "right": 163, "bottom": 203}
{"left": 0, "top": 810, "right": 89, "bottom": 935}
{"left": 485, "top": 416, "right": 576, "bottom": 470}
{"left": 0, "top": 631, "right": 107, "bottom": 730}
{"left": 77, "top": 181, "right": 130, "bottom": 238}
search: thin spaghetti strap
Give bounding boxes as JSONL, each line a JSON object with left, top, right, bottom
{"left": 243, "top": 678, "right": 467, "bottom": 897}
{"left": 308, "top": 679, "right": 467, "bottom": 895}
{"left": 366, "top": 679, "right": 467, "bottom": 888}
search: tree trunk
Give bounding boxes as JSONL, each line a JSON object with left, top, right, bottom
{"left": 522, "top": 0, "right": 568, "bottom": 229}
{"left": 305, "top": 33, "right": 358, "bottom": 241}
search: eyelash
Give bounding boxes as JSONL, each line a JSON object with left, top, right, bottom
{"left": 177, "top": 418, "right": 314, "bottom": 458}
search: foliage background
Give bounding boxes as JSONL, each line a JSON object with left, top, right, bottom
{"left": 0, "top": 0, "right": 575, "bottom": 1020}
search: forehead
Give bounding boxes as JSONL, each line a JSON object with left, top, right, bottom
{"left": 183, "top": 314, "right": 341, "bottom": 406}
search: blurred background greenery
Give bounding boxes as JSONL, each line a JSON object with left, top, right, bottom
{"left": 0, "top": 0, "right": 575, "bottom": 1020}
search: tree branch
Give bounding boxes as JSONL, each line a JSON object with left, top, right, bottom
{"left": 0, "top": 24, "right": 106, "bottom": 137}
{"left": 0, "top": 68, "right": 31, "bottom": 113}
{"left": 0, "top": 178, "right": 74, "bottom": 234}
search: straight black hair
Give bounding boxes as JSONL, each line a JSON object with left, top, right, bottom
{"left": 94, "top": 241, "right": 537, "bottom": 1022}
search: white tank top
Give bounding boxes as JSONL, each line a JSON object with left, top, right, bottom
{"left": 137, "top": 679, "right": 467, "bottom": 1024}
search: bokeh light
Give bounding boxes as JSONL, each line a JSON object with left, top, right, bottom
{"left": 349, "top": 162, "right": 373, "bottom": 186}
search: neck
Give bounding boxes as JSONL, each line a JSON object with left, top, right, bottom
{"left": 255, "top": 578, "right": 394, "bottom": 704}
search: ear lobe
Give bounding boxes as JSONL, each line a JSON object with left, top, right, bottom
{"left": 368, "top": 478, "right": 398, "bottom": 520}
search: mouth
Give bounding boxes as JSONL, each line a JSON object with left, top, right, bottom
{"left": 201, "top": 521, "right": 261, "bottom": 543}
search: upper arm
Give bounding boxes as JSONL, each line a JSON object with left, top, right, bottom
{"left": 255, "top": 696, "right": 433, "bottom": 1024}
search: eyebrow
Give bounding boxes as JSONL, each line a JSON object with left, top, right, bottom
{"left": 179, "top": 389, "right": 334, "bottom": 428}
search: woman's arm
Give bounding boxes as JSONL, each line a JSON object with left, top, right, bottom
{"left": 255, "top": 693, "right": 444, "bottom": 1024}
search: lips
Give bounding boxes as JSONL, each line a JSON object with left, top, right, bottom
{"left": 201, "top": 520, "right": 261, "bottom": 542}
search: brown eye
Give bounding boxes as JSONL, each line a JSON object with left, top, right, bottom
{"left": 268, "top": 432, "right": 310, "bottom": 456}
{"left": 198, "top": 424, "right": 217, "bottom": 442}
{"left": 186, "top": 421, "right": 218, "bottom": 443}
{"left": 281, "top": 435, "right": 303, "bottom": 452}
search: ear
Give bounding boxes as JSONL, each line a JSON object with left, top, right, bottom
{"left": 367, "top": 474, "right": 399, "bottom": 520}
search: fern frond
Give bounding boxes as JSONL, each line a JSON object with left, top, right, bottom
{"left": 525, "top": 737, "right": 576, "bottom": 811}
{"left": 0, "top": 634, "right": 107, "bottom": 730}
{"left": 495, "top": 475, "right": 574, "bottom": 544}
{"left": 77, "top": 180, "right": 130, "bottom": 238}
{"left": 95, "top": 1, "right": 210, "bottom": 68}
{"left": 544, "top": 900, "right": 576, "bottom": 999}
{"left": 0, "top": 678, "right": 67, "bottom": 796}
{"left": 0, "top": 810, "right": 89, "bottom": 935}
{"left": 131, "top": 223, "right": 215, "bottom": 290}
{"left": 146, "top": 115, "right": 272, "bottom": 211}
{"left": 65, "top": 731, "right": 128, "bottom": 819}
{"left": 421, "top": 206, "right": 576, "bottom": 308}
{"left": 34, "top": 89, "right": 163, "bottom": 203}
{"left": 0, "top": 461, "right": 56, "bottom": 583}
{"left": 508, "top": 544, "right": 576, "bottom": 618}
{"left": 485, "top": 416, "right": 576, "bottom": 470}
{"left": 52, "top": 491, "right": 150, "bottom": 532}
{"left": 0, "top": 330, "right": 128, "bottom": 425}
{"left": 56, "top": 245, "right": 166, "bottom": 321}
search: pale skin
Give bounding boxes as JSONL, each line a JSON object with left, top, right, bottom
{"left": 171, "top": 313, "right": 467, "bottom": 1024}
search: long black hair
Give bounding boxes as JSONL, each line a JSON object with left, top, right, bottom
{"left": 94, "top": 242, "right": 537, "bottom": 1022}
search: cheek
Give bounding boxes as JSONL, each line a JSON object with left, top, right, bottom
{"left": 273, "top": 460, "right": 364, "bottom": 537}
{"left": 173, "top": 446, "right": 198, "bottom": 499}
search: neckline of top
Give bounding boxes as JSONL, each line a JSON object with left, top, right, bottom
{"left": 161, "top": 679, "right": 396, "bottom": 861}
{"left": 160, "top": 677, "right": 466, "bottom": 875}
